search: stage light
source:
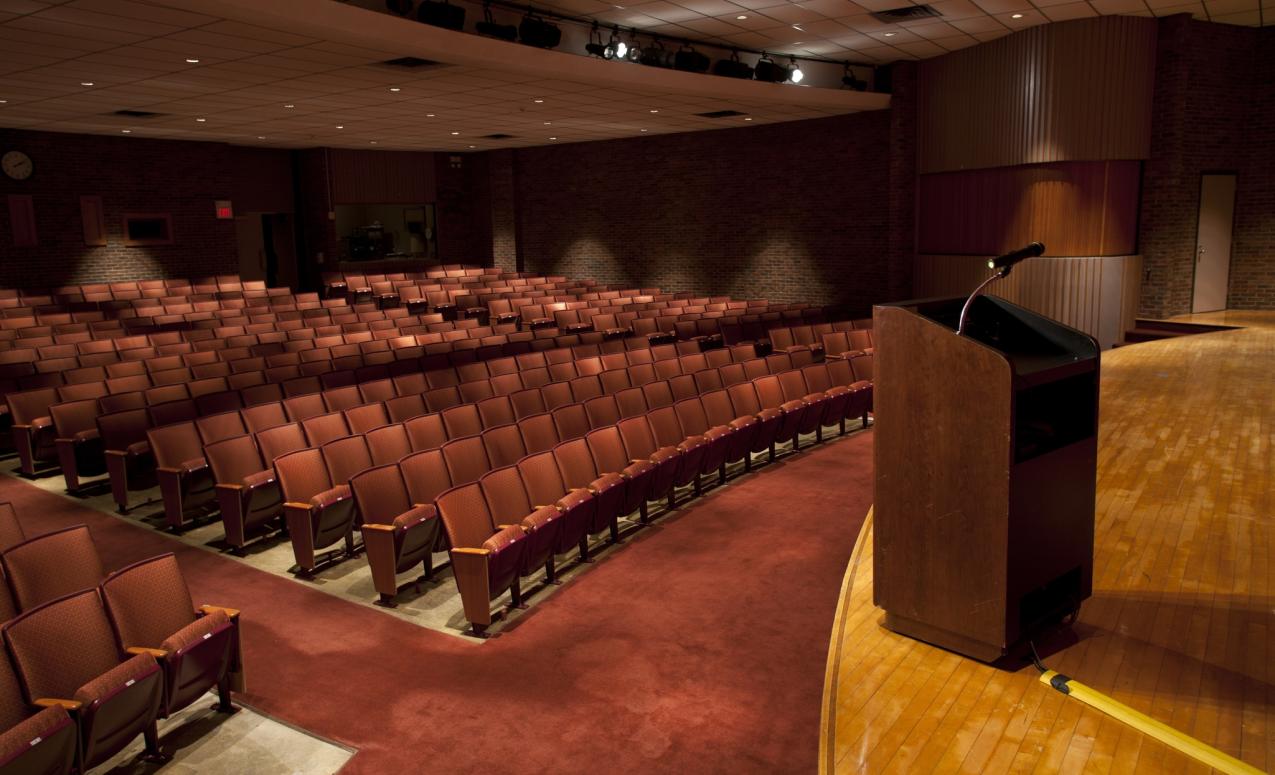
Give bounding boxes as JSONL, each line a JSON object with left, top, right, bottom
{"left": 417, "top": 0, "right": 465, "bottom": 30}
{"left": 788, "top": 57, "right": 803, "bottom": 83}
{"left": 841, "top": 63, "right": 867, "bottom": 91}
{"left": 625, "top": 29, "right": 642, "bottom": 61}
{"left": 585, "top": 22, "right": 610, "bottom": 58}
{"left": 712, "top": 51, "right": 754, "bottom": 79}
{"left": 753, "top": 54, "right": 788, "bottom": 83}
{"left": 639, "top": 39, "right": 673, "bottom": 68}
{"left": 674, "top": 44, "right": 710, "bottom": 73}
{"left": 476, "top": 4, "right": 518, "bottom": 40}
{"left": 605, "top": 26, "right": 627, "bottom": 59}
{"left": 519, "top": 14, "right": 561, "bottom": 48}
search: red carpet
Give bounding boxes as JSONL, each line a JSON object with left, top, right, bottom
{"left": 0, "top": 430, "right": 873, "bottom": 774}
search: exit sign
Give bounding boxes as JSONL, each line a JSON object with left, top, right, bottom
{"left": 214, "top": 200, "right": 233, "bottom": 219}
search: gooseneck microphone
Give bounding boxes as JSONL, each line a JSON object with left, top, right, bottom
{"left": 988, "top": 241, "right": 1046, "bottom": 272}
{"left": 958, "top": 242, "right": 1046, "bottom": 336}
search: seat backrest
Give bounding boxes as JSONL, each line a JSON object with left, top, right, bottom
{"left": 256, "top": 422, "right": 308, "bottom": 466}
{"left": 510, "top": 388, "right": 546, "bottom": 420}
{"left": 2, "top": 588, "right": 124, "bottom": 702}
{"left": 849, "top": 352, "right": 874, "bottom": 381}
{"left": 515, "top": 450, "right": 569, "bottom": 507}
{"left": 100, "top": 553, "right": 196, "bottom": 653}
{"left": 0, "top": 503, "right": 26, "bottom": 553}
{"left": 275, "top": 448, "right": 332, "bottom": 502}
{"left": 302, "top": 411, "right": 351, "bottom": 447}
{"left": 476, "top": 396, "right": 515, "bottom": 428}
{"left": 777, "top": 370, "right": 811, "bottom": 402}
{"left": 617, "top": 415, "right": 659, "bottom": 459}
{"left": 350, "top": 464, "right": 411, "bottom": 525}
{"left": 50, "top": 398, "right": 101, "bottom": 438}
{"left": 551, "top": 403, "right": 590, "bottom": 440}
{"left": 434, "top": 483, "right": 497, "bottom": 550}
{"left": 584, "top": 426, "right": 628, "bottom": 477}
{"left": 674, "top": 397, "right": 712, "bottom": 437}
{"left": 753, "top": 375, "right": 789, "bottom": 410}
{"left": 241, "top": 401, "right": 288, "bottom": 433}
{"left": 1, "top": 525, "right": 104, "bottom": 611}
{"left": 442, "top": 404, "right": 483, "bottom": 439}
{"left": 323, "top": 385, "right": 363, "bottom": 412}
{"left": 366, "top": 423, "right": 412, "bottom": 465}
{"left": 583, "top": 395, "right": 621, "bottom": 429}
{"left": 481, "top": 423, "right": 527, "bottom": 469}
{"left": 398, "top": 449, "right": 452, "bottom": 505}
{"left": 553, "top": 438, "right": 600, "bottom": 489}
{"left": 728, "top": 382, "right": 763, "bottom": 417}
{"left": 7, "top": 388, "right": 58, "bottom": 425}
{"left": 441, "top": 435, "right": 490, "bottom": 485}
{"left": 478, "top": 466, "right": 533, "bottom": 526}
{"left": 647, "top": 405, "right": 687, "bottom": 447}
{"left": 386, "top": 394, "right": 427, "bottom": 424}
{"left": 518, "top": 413, "right": 560, "bottom": 454}
{"left": 404, "top": 413, "right": 448, "bottom": 451}
{"left": 147, "top": 422, "right": 204, "bottom": 469}
{"left": 195, "top": 411, "right": 247, "bottom": 445}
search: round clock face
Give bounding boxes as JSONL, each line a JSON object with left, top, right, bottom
{"left": 2, "top": 151, "right": 33, "bottom": 181}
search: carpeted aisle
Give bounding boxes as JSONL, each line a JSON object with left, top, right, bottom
{"left": 0, "top": 430, "right": 873, "bottom": 774}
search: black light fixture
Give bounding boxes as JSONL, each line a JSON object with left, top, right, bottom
{"left": 605, "top": 26, "right": 628, "bottom": 59}
{"left": 385, "top": 0, "right": 414, "bottom": 15}
{"left": 788, "top": 56, "right": 804, "bottom": 83}
{"left": 639, "top": 38, "right": 673, "bottom": 68}
{"left": 416, "top": 0, "right": 465, "bottom": 30}
{"left": 753, "top": 53, "right": 789, "bottom": 83}
{"left": 519, "top": 13, "right": 561, "bottom": 48}
{"left": 674, "top": 44, "right": 710, "bottom": 73}
{"left": 712, "top": 50, "right": 753, "bottom": 79}
{"left": 476, "top": 2, "right": 517, "bottom": 40}
{"left": 841, "top": 62, "right": 867, "bottom": 91}
{"left": 584, "top": 21, "right": 608, "bottom": 58}
{"left": 625, "top": 28, "right": 642, "bottom": 61}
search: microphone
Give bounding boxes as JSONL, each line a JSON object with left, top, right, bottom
{"left": 988, "top": 242, "right": 1045, "bottom": 272}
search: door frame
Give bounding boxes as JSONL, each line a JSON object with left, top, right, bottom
{"left": 1190, "top": 170, "right": 1238, "bottom": 314}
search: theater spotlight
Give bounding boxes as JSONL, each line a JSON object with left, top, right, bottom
{"left": 519, "top": 14, "right": 561, "bottom": 48}
{"left": 841, "top": 62, "right": 867, "bottom": 91}
{"left": 674, "top": 44, "right": 710, "bottom": 73}
{"left": 753, "top": 54, "right": 788, "bottom": 83}
{"left": 584, "top": 21, "right": 608, "bottom": 58}
{"left": 416, "top": 0, "right": 465, "bottom": 31}
{"left": 606, "top": 26, "right": 627, "bottom": 59}
{"left": 788, "top": 57, "right": 804, "bottom": 83}
{"left": 639, "top": 38, "right": 674, "bottom": 68}
{"left": 712, "top": 50, "right": 754, "bottom": 79}
{"left": 625, "top": 29, "right": 642, "bottom": 62}
{"left": 475, "top": 2, "right": 518, "bottom": 40}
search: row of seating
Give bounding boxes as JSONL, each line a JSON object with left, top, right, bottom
{"left": 0, "top": 507, "right": 242, "bottom": 773}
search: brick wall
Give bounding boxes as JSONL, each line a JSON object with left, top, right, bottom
{"left": 0, "top": 128, "right": 293, "bottom": 289}
{"left": 488, "top": 149, "right": 518, "bottom": 273}
{"left": 509, "top": 110, "right": 906, "bottom": 312}
{"left": 887, "top": 62, "right": 918, "bottom": 303}
{"left": 1139, "top": 17, "right": 1275, "bottom": 316}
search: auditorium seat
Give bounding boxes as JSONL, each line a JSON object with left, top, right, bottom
{"left": 0, "top": 649, "right": 76, "bottom": 775}
{"left": 478, "top": 466, "right": 563, "bottom": 580}
{"left": 349, "top": 464, "right": 443, "bottom": 606}
{"left": 99, "top": 553, "right": 239, "bottom": 717}
{"left": 2, "top": 589, "right": 164, "bottom": 769}
{"left": 434, "top": 483, "right": 528, "bottom": 636}
{"left": 514, "top": 451, "right": 594, "bottom": 560}
{"left": 365, "top": 423, "right": 412, "bottom": 464}
{"left": 647, "top": 406, "right": 710, "bottom": 497}
{"left": 726, "top": 382, "right": 784, "bottom": 462}
{"left": 148, "top": 423, "right": 216, "bottom": 530}
{"left": 207, "top": 435, "right": 283, "bottom": 552}
{"left": 8, "top": 387, "right": 59, "bottom": 476}
{"left": 276, "top": 448, "right": 357, "bottom": 575}
{"left": 553, "top": 439, "right": 627, "bottom": 543}
{"left": 98, "top": 408, "right": 156, "bottom": 513}
{"left": 50, "top": 398, "right": 106, "bottom": 494}
{"left": 615, "top": 415, "right": 683, "bottom": 508}
{"left": 752, "top": 375, "right": 810, "bottom": 452}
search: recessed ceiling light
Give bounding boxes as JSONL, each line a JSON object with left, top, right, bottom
{"left": 744, "top": 117, "right": 753, "bottom": 121}
{"left": 549, "top": 136, "right": 557, "bottom": 140}
{"left": 792, "top": 24, "right": 804, "bottom": 31}
{"left": 257, "top": 136, "right": 265, "bottom": 139}
{"left": 450, "top": 131, "right": 460, "bottom": 135}
{"left": 543, "top": 121, "right": 552, "bottom": 125}
{"left": 468, "top": 145, "right": 476, "bottom": 149}
{"left": 1011, "top": 12, "right": 1024, "bottom": 17}
{"left": 0, "top": 100, "right": 7, "bottom": 104}
{"left": 120, "top": 129, "right": 131, "bottom": 133}
{"left": 336, "top": 125, "right": 344, "bottom": 129}
{"left": 736, "top": 14, "right": 748, "bottom": 19}
{"left": 370, "top": 141, "right": 378, "bottom": 145}
{"left": 640, "top": 129, "right": 647, "bottom": 132}
{"left": 195, "top": 117, "right": 206, "bottom": 122}
{"left": 883, "top": 31, "right": 896, "bottom": 36}
{"left": 389, "top": 87, "right": 401, "bottom": 92}
{"left": 649, "top": 109, "right": 659, "bottom": 113}
{"left": 426, "top": 113, "right": 435, "bottom": 117}
{"left": 185, "top": 58, "right": 200, "bottom": 63}
{"left": 533, "top": 98, "right": 544, "bottom": 103}
{"left": 80, "top": 82, "right": 94, "bottom": 86}
{"left": 284, "top": 104, "right": 295, "bottom": 108}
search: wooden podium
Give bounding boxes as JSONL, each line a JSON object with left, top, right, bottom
{"left": 872, "top": 295, "right": 1099, "bottom": 662}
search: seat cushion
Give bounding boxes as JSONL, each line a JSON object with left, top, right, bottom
{"left": 72, "top": 429, "right": 100, "bottom": 443}
{"left": 126, "top": 440, "right": 151, "bottom": 457}
{"left": 521, "top": 505, "right": 561, "bottom": 532}
{"left": 391, "top": 504, "right": 436, "bottom": 531}
{"left": 308, "top": 484, "right": 351, "bottom": 510}
{"left": 242, "top": 469, "right": 275, "bottom": 489}
{"left": 0, "top": 705, "right": 73, "bottom": 768}
{"left": 73, "top": 653, "right": 159, "bottom": 705}
{"left": 622, "top": 460, "right": 655, "bottom": 479}
{"left": 179, "top": 457, "right": 207, "bottom": 475}
{"left": 161, "top": 609, "right": 229, "bottom": 655}
{"left": 482, "top": 525, "right": 525, "bottom": 553}
{"left": 589, "top": 472, "right": 625, "bottom": 495}
{"left": 556, "top": 488, "right": 592, "bottom": 512}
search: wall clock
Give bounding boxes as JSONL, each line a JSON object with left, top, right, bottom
{"left": 2, "top": 151, "right": 33, "bottom": 181}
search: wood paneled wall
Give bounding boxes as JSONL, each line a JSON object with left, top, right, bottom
{"left": 914, "top": 254, "right": 1142, "bottom": 349}
{"left": 328, "top": 148, "right": 437, "bottom": 205}
{"left": 918, "top": 160, "right": 1141, "bottom": 256}
{"left": 917, "top": 16, "right": 1158, "bottom": 174}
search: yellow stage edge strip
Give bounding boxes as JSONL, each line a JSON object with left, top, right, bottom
{"left": 1038, "top": 670, "right": 1265, "bottom": 775}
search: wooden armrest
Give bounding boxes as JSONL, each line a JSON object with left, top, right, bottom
{"left": 451, "top": 547, "right": 490, "bottom": 556}
{"left": 126, "top": 646, "right": 168, "bottom": 658}
{"left": 283, "top": 501, "right": 313, "bottom": 511}
{"left": 199, "top": 604, "right": 240, "bottom": 620}
{"left": 35, "top": 698, "right": 82, "bottom": 711}
{"left": 11, "top": 423, "right": 31, "bottom": 431}
{"left": 216, "top": 482, "right": 244, "bottom": 491}
{"left": 104, "top": 449, "right": 130, "bottom": 457}
{"left": 156, "top": 466, "right": 184, "bottom": 475}
{"left": 496, "top": 524, "right": 519, "bottom": 531}
{"left": 361, "top": 523, "right": 395, "bottom": 532}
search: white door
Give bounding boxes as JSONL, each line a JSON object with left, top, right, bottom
{"left": 1191, "top": 174, "right": 1236, "bottom": 313}
{"left": 234, "top": 216, "right": 266, "bottom": 282}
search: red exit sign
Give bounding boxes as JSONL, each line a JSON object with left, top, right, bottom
{"left": 214, "top": 200, "right": 233, "bottom": 219}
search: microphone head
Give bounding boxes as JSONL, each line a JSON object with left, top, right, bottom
{"left": 988, "top": 242, "right": 1046, "bottom": 270}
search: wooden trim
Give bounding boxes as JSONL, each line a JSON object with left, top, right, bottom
{"left": 80, "top": 195, "right": 106, "bottom": 246}
{"left": 819, "top": 506, "right": 873, "bottom": 775}
{"left": 122, "top": 212, "right": 174, "bottom": 246}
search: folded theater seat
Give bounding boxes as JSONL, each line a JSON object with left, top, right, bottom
{"left": 349, "top": 464, "right": 443, "bottom": 607}
{"left": 147, "top": 423, "right": 216, "bottom": 531}
{"left": 8, "top": 387, "right": 60, "bottom": 477}
{"left": 1, "top": 525, "right": 105, "bottom": 613}
{"left": 2, "top": 589, "right": 165, "bottom": 770}
{"left": 98, "top": 408, "right": 157, "bottom": 513}
{"left": 100, "top": 553, "right": 241, "bottom": 718}
{"left": 275, "top": 447, "right": 359, "bottom": 576}
{"left": 205, "top": 434, "right": 286, "bottom": 553}
{"left": 50, "top": 398, "right": 107, "bottom": 495}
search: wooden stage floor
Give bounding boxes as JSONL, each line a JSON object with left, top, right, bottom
{"left": 821, "top": 311, "right": 1274, "bottom": 774}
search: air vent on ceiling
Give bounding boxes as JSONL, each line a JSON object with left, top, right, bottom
{"left": 695, "top": 110, "right": 747, "bottom": 119}
{"left": 112, "top": 109, "right": 163, "bottom": 118}
{"left": 381, "top": 56, "right": 447, "bottom": 69}
{"left": 482, "top": 133, "right": 515, "bottom": 139}
{"left": 869, "top": 4, "right": 942, "bottom": 22}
